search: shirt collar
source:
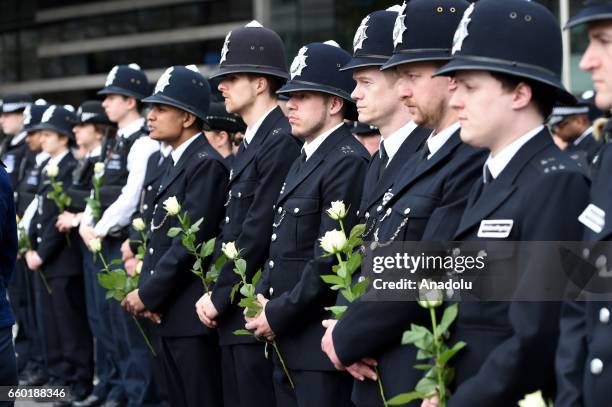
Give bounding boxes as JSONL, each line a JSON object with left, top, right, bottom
{"left": 171, "top": 133, "right": 200, "bottom": 165}
{"left": 160, "top": 143, "right": 172, "bottom": 157}
{"left": 36, "top": 152, "right": 50, "bottom": 166}
{"left": 118, "top": 117, "right": 145, "bottom": 139}
{"left": 426, "top": 122, "right": 461, "bottom": 159}
{"left": 574, "top": 126, "right": 594, "bottom": 146}
{"left": 10, "top": 131, "right": 27, "bottom": 146}
{"left": 86, "top": 145, "right": 102, "bottom": 158}
{"left": 46, "top": 149, "right": 69, "bottom": 167}
{"left": 243, "top": 106, "right": 276, "bottom": 145}
{"left": 380, "top": 120, "right": 418, "bottom": 166}
{"left": 485, "top": 125, "right": 544, "bottom": 181}
{"left": 303, "top": 122, "right": 343, "bottom": 161}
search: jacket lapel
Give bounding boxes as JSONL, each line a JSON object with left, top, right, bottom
{"left": 155, "top": 136, "right": 207, "bottom": 200}
{"left": 229, "top": 107, "right": 285, "bottom": 184}
{"left": 364, "top": 126, "right": 429, "bottom": 212}
{"left": 277, "top": 125, "right": 350, "bottom": 205}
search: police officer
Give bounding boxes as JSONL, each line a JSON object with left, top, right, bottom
{"left": 24, "top": 105, "right": 94, "bottom": 402}
{"left": 78, "top": 64, "right": 161, "bottom": 407}
{"left": 0, "top": 93, "right": 32, "bottom": 187}
{"left": 196, "top": 21, "right": 301, "bottom": 407}
{"left": 341, "top": 5, "right": 430, "bottom": 244}
{"left": 428, "top": 1, "right": 589, "bottom": 405}
{"left": 351, "top": 122, "right": 380, "bottom": 157}
{"left": 204, "top": 101, "right": 246, "bottom": 167}
{"left": 321, "top": 2, "right": 485, "bottom": 405}
{"left": 548, "top": 102, "right": 602, "bottom": 168}
{"left": 122, "top": 65, "right": 227, "bottom": 407}
{"left": 0, "top": 144, "right": 18, "bottom": 396}
{"left": 557, "top": 2, "right": 612, "bottom": 406}
{"left": 243, "top": 41, "right": 369, "bottom": 406}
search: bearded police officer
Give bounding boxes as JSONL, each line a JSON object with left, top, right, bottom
{"left": 0, "top": 93, "right": 32, "bottom": 187}
{"left": 243, "top": 41, "right": 369, "bottom": 406}
{"left": 122, "top": 65, "right": 227, "bottom": 407}
{"left": 424, "top": 1, "right": 590, "bottom": 405}
{"left": 321, "top": 2, "right": 486, "bottom": 405}
{"left": 78, "top": 64, "right": 160, "bottom": 407}
{"left": 557, "top": 2, "right": 612, "bottom": 406}
{"left": 196, "top": 21, "right": 301, "bottom": 407}
{"left": 24, "top": 106, "right": 95, "bottom": 403}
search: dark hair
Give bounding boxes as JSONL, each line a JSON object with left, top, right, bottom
{"left": 246, "top": 73, "right": 285, "bottom": 97}
{"left": 194, "top": 117, "right": 204, "bottom": 131}
{"left": 120, "top": 95, "right": 144, "bottom": 112}
{"left": 93, "top": 123, "right": 117, "bottom": 139}
{"left": 489, "top": 72, "right": 556, "bottom": 119}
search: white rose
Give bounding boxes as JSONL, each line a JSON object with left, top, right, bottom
{"left": 89, "top": 238, "right": 102, "bottom": 253}
{"left": 518, "top": 391, "right": 548, "bottom": 407}
{"left": 326, "top": 200, "right": 347, "bottom": 220}
{"left": 94, "top": 162, "right": 105, "bottom": 178}
{"left": 135, "top": 260, "right": 143, "bottom": 275}
{"left": 132, "top": 217, "right": 146, "bottom": 232}
{"left": 163, "top": 196, "right": 181, "bottom": 216}
{"left": 45, "top": 164, "right": 59, "bottom": 178}
{"left": 222, "top": 241, "right": 239, "bottom": 260}
{"left": 319, "top": 229, "right": 347, "bottom": 255}
{"left": 417, "top": 281, "right": 443, "bottom": 309}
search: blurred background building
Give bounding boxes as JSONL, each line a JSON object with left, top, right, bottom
{"left": 0, "top": 0, "right": 595, "bottom": 106}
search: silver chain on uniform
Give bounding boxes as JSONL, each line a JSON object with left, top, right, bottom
{"left": 371, "top": 208, "right": 411, "bottom": 250}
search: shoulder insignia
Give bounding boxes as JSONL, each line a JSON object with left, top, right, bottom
{"left": 340, "top": 145, "right": 355, "bottom": 155}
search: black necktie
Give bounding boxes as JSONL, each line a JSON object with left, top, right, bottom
{"left": 378, "top": 142, "right": 388, "bottom": 180}
{"left": 483, "top": 165, "right": 493, "bottom": 186}
{"left": 237, "top": 139, "right": 249, "bottom": 156}
{"left": 419, "top": 142, "right": 431, "bottom": 162}
{"left": 157, "top": 154, "right": 166, "bottom": 167}
{"left": 295, "top": 150, "right": 307, "bottom": 173}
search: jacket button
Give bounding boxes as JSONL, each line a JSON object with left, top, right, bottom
{"left": 452, "top": 248, "right": 461, "bottom": 256}
{"left": 377, "top": 205, "right": 383, "bottom": 212}
{"left": 278, "top": 206, "right": 283, "bottom": 214}
{"left": 365, "top": 212, "right": 370, "bottom": 219}
{"left": 150, "top": 270, "right": 154, "bottom": 275}
{"left": 269, "top": 260, "right": 275, "bottom": 269}
{"left": 583, "top": 248, "right": 590, "bottom": 259}
{"left": 143, "top": 204, "right": 148, "bottom": 210}
{"left": 269, "top": 287, "right": 274, "bottom": 296}
{"left": 293, "top": 208, "right": 300, "bottom": 214}
{"left": 600, "top": 307, "right": 610, "bottom": 324}
{"left": 225, "top": 216, "right": 230, "bottom": 224}
{"left": 147, "top": 185, "right": 152, "bottom": 191}
{"left": 356, "top": 210, "right": 360, "bottom": 217}
{"left": 238, "top": 192, "right": 242, "bottom": 198}
{"left": 271, "top": 233, "right": 277, "bottom": 242}
{"left": 149, "top": 248, "right": 154, "bottom": 255}
{"left": 358, "top": 276, "right": 365, "bottom": 283}
{"left": 37, "top": 237, "right": 42, "bottom": 243}
{"left": 590, "top": 358, "right": 603, "bottom": 375}
{"left": 36, "top": 223, "right": 41, "bottom": 229}
{"left": 477, "top": 250, "right": 487, "bottom": 257}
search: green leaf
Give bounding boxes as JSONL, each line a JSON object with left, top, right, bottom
{"left": 324, "top": 305, "right": 347, "bottom": 319}
{"left": 386, "top": 391, "right": 424, "bottom": 406}
{"left": 112, "top": 291, "right": 125, "bottom": 302}
{"left": 230, "top": 283, "right": 240, "bottom": 303}
{"left": 105, "top": 291, "right": 115, "bottom": 300}
{"left": 438, "top": 341, "right": 466, "bottom": 366}
{"left": 351, "top": 278, "right": 370, "bottom": 298}
{"left": 336, "top": 262, "right": 348, "bottom": 278}
{"left": 401, "top": 324, "right": 433, "bottom": 350}
{"left": 190, "top": 217, "right": 204, "bottom": 233}
{"left": 414, "top": 374, "right": 437, "bottom": 397}
{"left": 235, "top": 258, "right": 247, "bottom": 276}
{"left": 416, "top": 348, "right": 433, "bottom": 360}
{"left": 345, "top": 253, "right": 362, "bottom": 274}
{"left": 252, "top": 269, "right": 262, "bottom": 286}
{"left": 201, "top": 238, "right": 216, "bottom": 258}
{"left": 233, "top": 329, "right": 254, "bottom": 336}
{"left": 213, "top": 253, "right": 228, "bottom": 271}
{"left": 413, "top": 364, "right": 434, "bottom": 371}
{"left": 321, "top": 274, "right": 344, "bottom": 286}
{"left": 192, "top": 258, "right": 202, "bottom": 274}
{"left": 110, "top": 258, "right": 124, "bottom": 266}
{"left": 349, "top": 223, "right": 365, "bottom": 242}
{"left": 167, "top": 227, "right": 182, "bottom": 238}
{"left": 438, "top": 303, "right": 458, "bottom": 337}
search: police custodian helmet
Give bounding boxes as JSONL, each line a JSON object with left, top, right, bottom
{"left": 277, "top": 41, "right": 357, "bottom": 120}
{"left": 210, "top": 21, "right": 289, "bottom": 80}
{"left": 434, "top": 0, "right": 575, "bottom": 104}
{"left": 98, "top": 64, "right": 150, "bottom": 100}
{"left": 382, "top": 0, "right": 470, "bottom": 70}
{"left": 143, "top": 65, "right": 212, "bottom": 121}
{"left": 566, "top": 0, "right": 612, "bottom": 29}
{"left": 28, "top": 105, "right": 78, "bottom": 144}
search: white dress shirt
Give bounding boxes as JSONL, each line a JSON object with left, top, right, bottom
{"left": 485, "top": 125, "right": 544, "bottom": 180}
{"left": 425, "top": 122, "right": 461, "bottom": 159}
{"left": 170, "top": 133, "right": 201, "bottom": 164}
{"left": 379, "top": 120, "right": 418, "bottom": 166}
{"left": 302, "top": 122, "right": 344, "bottom": 161}
{"left": 92, "top": 118, "right": 159, "bottom": 237}
{"left": 243, "top": 106, "right": 277, "bottom": 146}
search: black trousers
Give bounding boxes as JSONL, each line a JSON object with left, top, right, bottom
{"left": 160, "top": 335, "right": 222, "bottom": 407}
{"left": 220, "top": 343, "right": 276, "bottom": 407}
{"left": 272, "top": 357, "right": 353, "bottom": 407}
{"left": 36, "top": 275, "right": 93, "bottom": 388}
{"left": 0, "top": 326, "right": 17, "bottom": 407}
